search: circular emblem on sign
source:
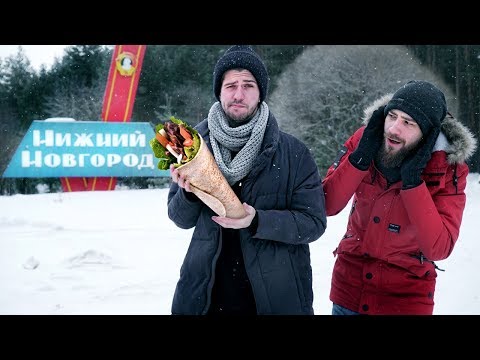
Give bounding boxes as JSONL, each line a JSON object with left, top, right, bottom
{"left": 115, "top": 52, "right": 136, "bottom": 76}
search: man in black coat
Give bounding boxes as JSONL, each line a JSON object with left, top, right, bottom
{"left": 168, "top": 45, "right": 327, "bottom": 315}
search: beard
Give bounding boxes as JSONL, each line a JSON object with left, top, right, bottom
{"left": 224, "top": 102, "right": 258, "bottom": 127}
{"left": 376, "top": 136, "right": 422, "bottom": 168}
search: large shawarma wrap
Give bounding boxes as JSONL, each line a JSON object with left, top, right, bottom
{"left": 177, "top": 134, "right": 246, "bottom": 218}
{"left": 150, "top": 117, "right": 246, "bottom": 219}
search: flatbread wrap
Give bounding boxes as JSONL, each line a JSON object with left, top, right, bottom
{"left": 150, "top": 117, "right": 246, "bottom": 218}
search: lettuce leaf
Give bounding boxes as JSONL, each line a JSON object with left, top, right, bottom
{"left": 149, "top": 116, "right": 201, "bottom": 170}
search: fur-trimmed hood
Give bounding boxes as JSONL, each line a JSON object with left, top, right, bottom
{"left": 362, "top": 94, "right": 477, "bottom": 164}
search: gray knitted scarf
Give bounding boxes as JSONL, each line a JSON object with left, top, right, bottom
{"left": 207, "top": 101, "right": 269, "bottom": 185}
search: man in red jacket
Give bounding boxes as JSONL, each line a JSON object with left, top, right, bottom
{"left": 322, "top": 80, "right": 477, "bottom": 315}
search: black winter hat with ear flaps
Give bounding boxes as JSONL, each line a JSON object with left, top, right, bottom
{"left": 213, "top": 45, "right": 269, "bottom": 103}
{"left": 384, "top": 80, "right": 447, "bottom": 136}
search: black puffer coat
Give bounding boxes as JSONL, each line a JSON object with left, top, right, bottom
{"left": 168, "top": 113, "right": 327, "bottom": 315}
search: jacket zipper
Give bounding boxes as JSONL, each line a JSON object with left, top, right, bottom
{"left": 203, "top": 227, "right": 222, "bottom": 314}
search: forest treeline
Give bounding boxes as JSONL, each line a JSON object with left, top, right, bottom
{"left": 1, "top": 45, "right": 478, "bottom": 194}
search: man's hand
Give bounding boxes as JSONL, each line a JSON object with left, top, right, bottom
{"left": 212, "top": 203, "right": 256, "bottom": 229}
{"left": 401, "top": 127, "right": 440, "bottom": 189}
{"left": 349, "top": 105, "right": 386, "bottom": 170}
{"left": 170, "top": 164, "right": 192, "bottom": 192}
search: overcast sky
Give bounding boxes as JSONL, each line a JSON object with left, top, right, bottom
{"left": 0, "top": 45, "right": 69, "bottom": 71}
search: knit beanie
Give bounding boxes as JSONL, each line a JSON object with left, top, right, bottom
{"left": 213, "top": 45, "right": 269, "bottom": 103}
{"left": 384, "top": 80, "right": 447, "bottom": 135}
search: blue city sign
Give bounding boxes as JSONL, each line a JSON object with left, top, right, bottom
{"left": 2, "top": 120, "right": 169, "bottom": 178}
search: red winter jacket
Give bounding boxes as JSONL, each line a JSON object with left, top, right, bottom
{"left": 322, "top": 98, "right": 477, "bottom": 315}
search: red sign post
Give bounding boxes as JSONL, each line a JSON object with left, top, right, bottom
{"left": 60, "top": 45, "right": 147, "bottom": 192}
